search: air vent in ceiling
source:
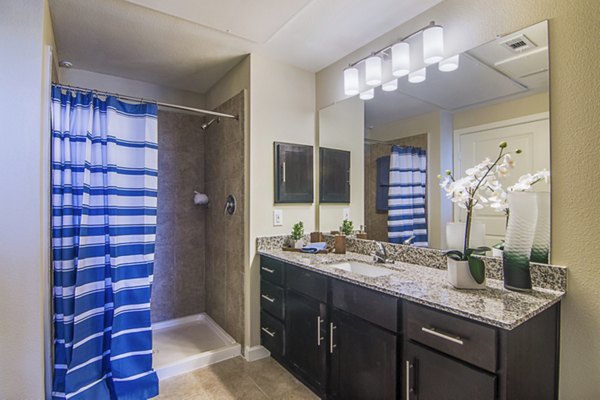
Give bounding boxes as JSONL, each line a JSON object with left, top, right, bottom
{"left": 500, "top": 34, "right": 537, "bottom": 53}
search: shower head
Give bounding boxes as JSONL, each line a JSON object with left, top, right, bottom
{"left": 200, "top": 117, "right": 220, "bottom": 131}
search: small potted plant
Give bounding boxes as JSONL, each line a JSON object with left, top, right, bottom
{"left": 440, "top": 142, "right": 521, "bottom": 289}
{"left": 290, "top": 221, "right": 305, "bottom": 249}
{"left": 341, "top": 219, "right": 354, "bottom": 236}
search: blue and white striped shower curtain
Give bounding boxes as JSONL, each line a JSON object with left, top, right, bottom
{"left": 387, "top": 145, "right": 428, "bottom": 247}
{"left": 51, "top": 86, "right": 159, "bottom": 399}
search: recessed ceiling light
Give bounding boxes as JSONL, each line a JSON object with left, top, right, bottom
{"left": 59, "top": 60, "right": 73, "bottom": 68}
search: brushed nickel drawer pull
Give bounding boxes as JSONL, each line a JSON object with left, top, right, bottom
{"left": 405, "top": 360, "right": 414, "bottom": 399}
{"left": 329, "top": 323, "right": 337, "bottom": 353}
{"left": 317, "top": 316, "right": 324, "bottom": 346}
{"left": 261, "top": 327, "right": 276, "bottom": 337}
{"left": 261, "top": 294, "right": 275, "bottom": 303}
{"left": 261, "top": 267, "right": 275, "bottom": 273}
{"left": 421, "top": 326, "right": 464, "bottom": 345}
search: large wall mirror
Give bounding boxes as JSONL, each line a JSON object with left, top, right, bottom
{"left": 318, "top": 21, "right": 550, "bottom": 260}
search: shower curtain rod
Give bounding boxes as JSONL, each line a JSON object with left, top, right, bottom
{"left": 52, "top": 82, "right": 239, "bottom": 120}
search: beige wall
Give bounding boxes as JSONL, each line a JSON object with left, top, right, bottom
{"left": 316, "top": 0, "right": 600, "bottom": 397}
{"left": 0, "top": 0, "right": 48, "bottom": 397}
{"left": 59, "top": 68, "right": 206, "bottom": 109}
{"left": 318, "top": 96, "right": 364, "bottom": 232}
{"left": 248, "top": 54, "right": 316, "bottom": 348}
{"left": 454, "top": 91, "right": 549, "bottom": 130}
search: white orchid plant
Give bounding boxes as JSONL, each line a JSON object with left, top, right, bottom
{"left": 488, "top": 169, "right": 551, "bottom": 215}
{"left": 439, "top": 142, "right": 521, "bottom": 283}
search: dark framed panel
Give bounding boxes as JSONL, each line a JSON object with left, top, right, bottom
{"left": 274, "top": 142, "right": 314, "bottom": 203}
{"left": 319, "top": 147, "right": 350, "bottom": 203}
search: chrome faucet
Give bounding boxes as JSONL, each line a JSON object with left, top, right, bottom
{"left": 372, "top": 241, "right": 390, "bottom": 263}
{"left": 403, "top": 235, "right": 416, "bottom": 246}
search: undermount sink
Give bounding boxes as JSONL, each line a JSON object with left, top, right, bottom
{"left": 329, "top": 261, "right": 395, "bottom": 277}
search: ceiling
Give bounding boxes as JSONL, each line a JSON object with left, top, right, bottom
{"left": 49, "top": 0, "right": 442, "bottom": 94}
{"left": 365, "top": 21, "right": 549, "bottom": 129}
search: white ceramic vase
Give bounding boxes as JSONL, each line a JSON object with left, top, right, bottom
{"left": 447, "top": 258, "right": 486, "bottom": 289}
{"left": 292, "top": 239, "right": 304, "bottom": 249}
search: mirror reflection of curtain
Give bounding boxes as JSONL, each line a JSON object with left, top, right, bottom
{"left": 387, "top": 145, "right": 428, "bottom": 246}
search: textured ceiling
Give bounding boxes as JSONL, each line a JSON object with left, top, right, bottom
{"left": 49, "top": 0, "right": 442, "bottom": 94}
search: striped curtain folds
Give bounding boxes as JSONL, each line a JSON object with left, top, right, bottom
{"left": 51, "top": 86, "right": 159, "bottom": 399}
{"left": 387, "top": 145, "right": 428, "bottom": 247}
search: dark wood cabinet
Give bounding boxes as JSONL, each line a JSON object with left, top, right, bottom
{"left": 319, "top": 147, "right": 350, "bottom": 203}
{"left": 403, "top": 341, "right": 496, "bottom": 400}
{"left": 258, "top": 255, "right": 561, "bottom": 400}
{"left": 329, "top": 309, "right": 397, "bottom": 400}
{"left": 286, "top": 290, "right": 327, "bottom": 393}
{"left": 274, "top": 142, "right": 314, "bottom": 203}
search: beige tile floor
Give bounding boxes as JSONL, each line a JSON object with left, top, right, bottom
{"left": 155, "top": 356, "right": 319, "bottom": 399}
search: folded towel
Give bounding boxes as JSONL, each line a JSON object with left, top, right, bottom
{"left": 301, "top": 242, "right": 327, "bottom": 253}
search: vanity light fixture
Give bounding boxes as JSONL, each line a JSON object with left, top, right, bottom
{"left": 343, "top": 67, "right": 360, "bottom": 96}
{"left": 381, "top": 79, "right": 398, "bottom": 91}
{"left": 359, "top": 88, "right": 374, "bottom": 100}
{"left": 408, "top": 68, "right": 426, "bottom": 83}
{"left": 343, "top": 21, "right": 450, "bottom": 97}
{"left": 365, "top": 55, "right": 382, "bottom": 86}
{"left": 423, "top": 25, "right": 444, "bottom": 64}
{"left": 391, "top": 42, "right": 410, "bottom": 77}
{"left": 439, "top": 54, "right": 459, "bottom": 72}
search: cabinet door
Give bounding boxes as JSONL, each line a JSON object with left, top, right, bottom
{"left": 329, "top": 309, "right": 397, "bottom": 400}
{"left": 404, "top": 342, "right": 496, "bottom": 400}
{"left": 285, "top": 289, "right": 327, "bottom": 394}
{"left": 319, "top": 147, "right": 350, "bottom": 203}
{"left": 274, "top": 142, "right": 314, "bottom": 203}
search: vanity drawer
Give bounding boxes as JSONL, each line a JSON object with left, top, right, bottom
{"left": 332, "top": 278, "right": 398, "bottom": 332}
{"left": 261, "top": 279, "right": 285, "bottom": 320}
{"left": 261, "top": 311, "right": 284, "bottom": 357}
{"left": 260, "top": 255, "right": 285, "bottom": 286}
{"left": 286, "top": 264, "right": 328, "bottom": 303}
{"left": 404, "top": 302, "right": 497, "bottom": 372}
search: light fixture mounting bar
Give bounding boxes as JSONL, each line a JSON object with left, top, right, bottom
{"left": 348, "top": 21, "right": 441, "bottom": 68}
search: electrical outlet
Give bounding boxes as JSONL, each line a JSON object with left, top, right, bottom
{"left": 273, "top": 209, "right": 283, "bottom": 226}
{"left": 343, "top": 208, "right": 350, "bottom": 220}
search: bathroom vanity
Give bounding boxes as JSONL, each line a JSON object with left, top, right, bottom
{"left": 258, "top": 249, "right": 563, "bottom": 400}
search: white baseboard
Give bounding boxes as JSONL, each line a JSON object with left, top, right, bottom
{"left": 243, "top": 345, "right": 270, "bottom": 362}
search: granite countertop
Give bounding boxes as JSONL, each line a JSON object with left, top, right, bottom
{"left": 258, "top": 249, "right": 565, "bottom": 330}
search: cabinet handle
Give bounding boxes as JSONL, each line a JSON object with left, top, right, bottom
{"left": 282, "top": 162, "right": 286, "bottom": 183}
{"left": 317, "top": 316, "right": 324, "bottom": 346}
{"left": 329, "top": 323, "right": 337, "bottom": 353}
{"left": 261, "top": 294, "right": 275, "bottom": 303}
{"left": 421, "top": 326, "right": 464, "bottom": 345}
{"left": 261, "top": 327, "right": 276, "bottom": 337}
{"left": 261, "top": 266, "right": 275, "bottom": 274}
{"left": 405, "top": 360, "right": 414, "bottom": 399}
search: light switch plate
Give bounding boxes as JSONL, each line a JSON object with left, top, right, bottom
{"left": 343, "top": 208, "right": 350, "bottom": 220}
{"left": 273, "top": 209, "right": 283, "bottom": 226}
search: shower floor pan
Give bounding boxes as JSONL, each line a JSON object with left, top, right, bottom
{"left": 152, "top": 313, "right": 241, "bottom": 380}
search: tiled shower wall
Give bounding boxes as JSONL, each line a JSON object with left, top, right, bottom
{"left": 364, "top": 134, "right": 428, "bottom": 242}
{"left": 205, "top": 92, "right": 245, "bottom": 346}
{"left": 152, "top": 111, "right": 207, "bottom": 322}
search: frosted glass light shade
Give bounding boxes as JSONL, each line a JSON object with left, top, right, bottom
{"left": 381, "top": 79, "right": 398, "bottom": 91}
{"left": 423, "top": 25, "right": 444, "bottom": 64}
{"left": 408, "top": 67, "right": 426, "bottom": 83}
{"left": 391, "top": 42, "right": 410, "bottom": 77}
{"left": 439, "top": 54, "right": 459, "bottom": 72}
{"left": 359, "top": 88, "right": 374, "bottom": 100}
{"left": 343, "top": 67, "right": 359, "bottom": 96}
{"left": 365, "top": 56, "right": 382, "bottom": 86}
